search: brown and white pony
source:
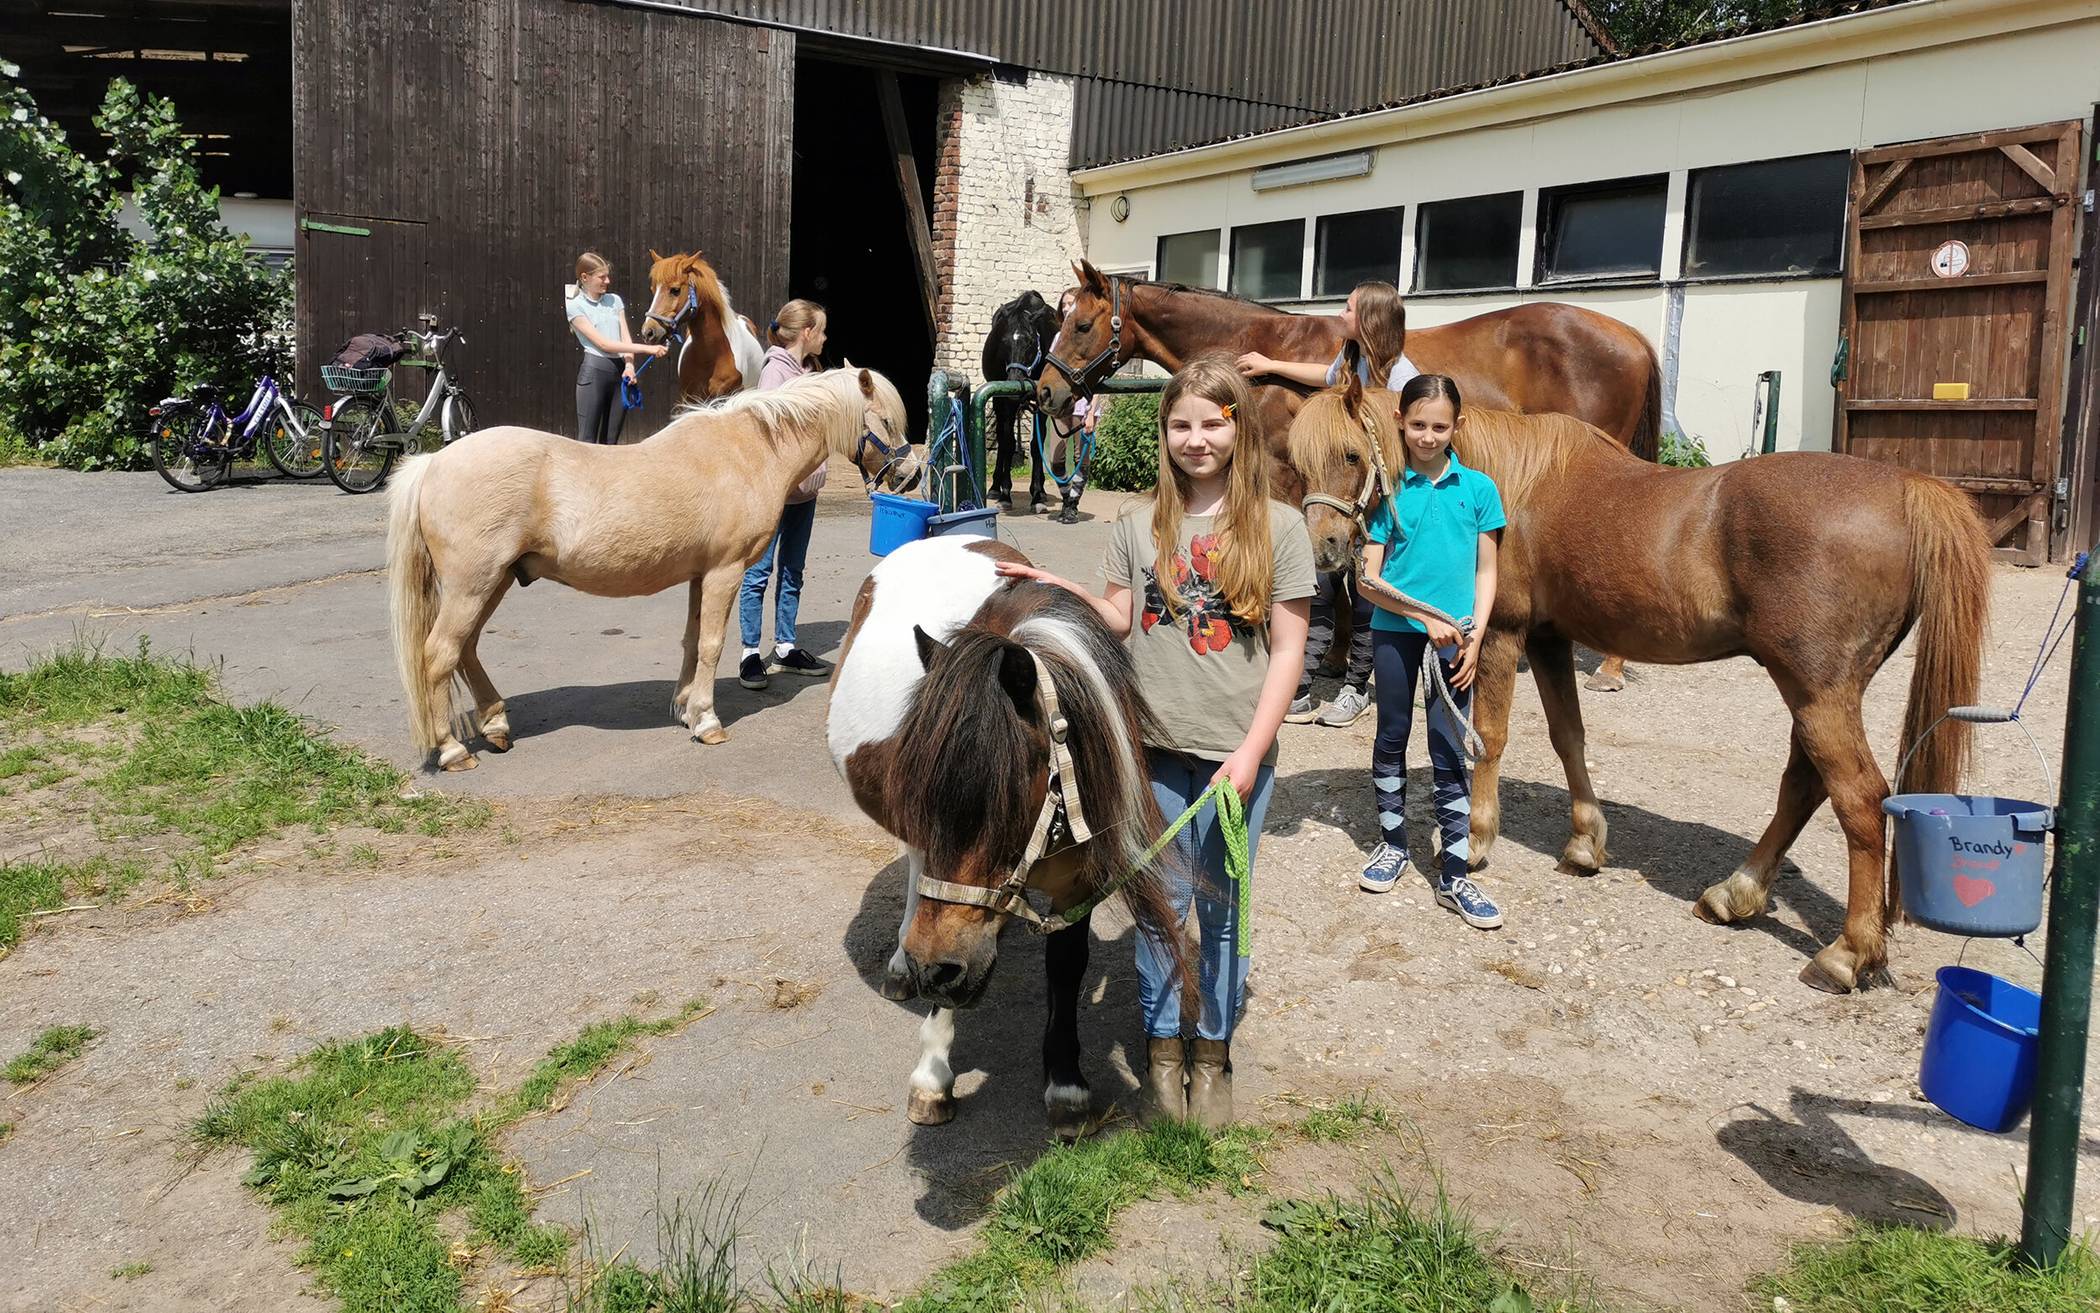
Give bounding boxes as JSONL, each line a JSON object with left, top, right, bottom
{"left": 387, "top": 367, "right": 920, "bottom": 770}
{"left": 827, "top": 535, "right": 1181, "bottom": 1137}
{"left": 1289, "top": 378, "right": 1992, "bottom": 993}
{"left": 1040, "top": 259, "right": 1660, "bottom": 690}
{"left": 638, "top": 249, "right": 766, "bottom": 400}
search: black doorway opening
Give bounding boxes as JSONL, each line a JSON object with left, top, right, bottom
{"left": 789, "top": 58, "right": 939, "bottom": 440}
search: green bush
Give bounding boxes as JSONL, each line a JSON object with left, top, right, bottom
{"left": 0, "top": 68, "right": 290, "bottom": 470}
{"left": 1657, "top": 428, "right": 1711, "bottom": 469}
{"left": 1087, "top": 392, "right": 1160, "bottom": 492}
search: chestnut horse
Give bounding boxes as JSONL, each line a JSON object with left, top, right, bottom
{"left": 638, "top": 249, "right": 766, "bottom": 401}
{"left": 828, "top": 534, "right": 1180, "bottom": 1137}
{"left": 1289, "top": 378, "right": 1991, "bottom": 992}
{"left": 387, "top": 368, "right": 920, "bottom": 770}
{"left": 1039, "top": 259, "right": 1660, "bottom": 690}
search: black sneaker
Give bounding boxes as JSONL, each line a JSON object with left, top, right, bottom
{"left": 738, "top": 652, "right": 770, "bottom": 690}
{"left": 768, "top": 647, "right": 833, "bottom": 677}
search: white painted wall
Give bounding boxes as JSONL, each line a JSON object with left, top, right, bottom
{"left": 1076, "top": 8, "right": 2100, "bottom": 459}
{"left": 117, "top": 195, "right": 293, "bottom": 255}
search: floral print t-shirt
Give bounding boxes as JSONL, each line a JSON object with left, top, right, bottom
{"left": 1102, "top": 500, "right": 1316, "bottom": 764}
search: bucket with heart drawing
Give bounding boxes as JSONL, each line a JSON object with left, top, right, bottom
{"left": 1882, "top": 706, "right": 2053, "bottom": 938}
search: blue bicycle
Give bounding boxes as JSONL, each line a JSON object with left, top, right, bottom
{"left": 149, "top": 370, "right": 326, "bottom": 492}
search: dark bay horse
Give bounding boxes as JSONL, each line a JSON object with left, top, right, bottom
{"left": 827, "top": 535, "right": 1181, "bottom": 1137}
{"left": 638, "top": 249, "right": 765, "bottom": 401}
{"left": 983, "top": 290, "right": 1063, "bottom": 514}
{"left": 1290, "top": 379, "right": 1992, "bottom": 993}
{"left": 1040, "top": 259, "right": 1662, "bottom": 690}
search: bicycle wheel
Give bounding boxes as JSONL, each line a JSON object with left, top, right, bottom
{"left": 151, "top": 410, "right": 230, "bottom": 492}
{"left": 323, "top": 396, "right": 397, "bottom": 494}
{"left": 442, "top": 391, "right": 476, "bottom": 445}
{"left": 265, "top": 399, "right": 328, "bottom": 479}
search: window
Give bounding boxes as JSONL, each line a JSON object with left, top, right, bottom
{"left": 1314, "top": 206, "right": 1404, "bottom": 297}
{"left": 1413, "top": 192, "right": 1521, "bottom": 292}
{"left": 1538, "top": 175, "right": 1667, "bottom": 282}
{"left": 1684, "top": 152, "right": 1849, "bottom": 279}
{"left": 1156, "top": 229, "right": 1220, "bottom": 288}
{"left": 1228, "top": 219, "right": 1305, "bottom": 301}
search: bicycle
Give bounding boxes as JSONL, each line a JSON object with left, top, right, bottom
{"left": 319, "top": 315, "right": 476, "bottom": 494}
{"left": 148, "top": 370, "right": 327, "bottom": 493}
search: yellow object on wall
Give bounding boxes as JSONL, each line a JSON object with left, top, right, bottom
{"left": 1934, "top": 382, "right": 1971, "bottom": 401}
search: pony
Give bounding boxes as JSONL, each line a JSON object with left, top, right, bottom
{"left": 387, "top": 367, "right": 921, "bottom": 770}
{"left": 981, "top": 289, "right": 1063, "bottom": 515}
{"left": 638, "top": 249, "right": 766, "bottom": 400}
{"left": 1041, "top": 259, "right": 1660, "bottom": 692}
{"left": 827, "top": 534, "right": 1181, "bottom": 1138}
{"left": 1288, "top": 376, "right": 1992, "bottom": 993}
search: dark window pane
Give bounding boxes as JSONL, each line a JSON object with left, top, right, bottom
{"left": 1314, "top": 206, "right": 1404, "bottom": 297}
{"left": 1540, "top": 176, "right": 1666, "bottom": 281}
{"left": 1415, "top": 192, "right": 1521, "bottom": 292}
{"left": 1157, "top": 230, "right": 1220, "bottom": 288}
{"left": 1685, "top": 153, "right": 1849, "bottom": 278}
{"left": 1228, "top": 219, "right": 1305, "bottom": 301}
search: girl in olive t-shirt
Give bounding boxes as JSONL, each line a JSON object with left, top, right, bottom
{"left": 998, "top": 355, "right": 1313, "bottom": 1132}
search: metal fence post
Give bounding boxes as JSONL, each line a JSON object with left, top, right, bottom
{"left": 2022, "top": 565, "right": 2100, "bottom": 1267}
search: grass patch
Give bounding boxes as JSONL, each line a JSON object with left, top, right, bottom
{"left": 0, "top": 854, "right": 149, "bottom": 952}
{"left": 1295, "top": 1093, "right": 1394, "bottom": 1143}
{"left": 5, "top": 1023, "right": 98, "bottom": 1083}
{"left": 0, "top": 1122, "right": 14, "bottom": 1144}
{"left": 1756, "top": 1224, "right": 2100, "bottom": 1313}
{"left": 199, "top": 1004, "right": 710, "bottom": 1313}
{"left": 0, "top": 744, "right": 46, "bottom": 779}
{"left": 110, "top": 1261, "right": 153, "bottom": 1280}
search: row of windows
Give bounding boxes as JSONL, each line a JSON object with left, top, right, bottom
{"left": 1155, "top": 151, "right": 1851, "bottom": 299}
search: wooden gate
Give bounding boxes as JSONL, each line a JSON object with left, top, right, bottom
{"left": 1835, "top": 119, "right": 2084, "bottom": 564}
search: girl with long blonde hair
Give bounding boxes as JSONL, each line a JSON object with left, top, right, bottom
{"left": 997, "top": 353, "right": 1313, "bottom": 1131}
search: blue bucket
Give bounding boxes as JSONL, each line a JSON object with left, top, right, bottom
{"left": 1918, "top": 965, "right": 2041, "bottom": 1133}
{"left": 869, "top": 493, "right": 941, "bottom": 557}
{"left": 1882, "top": 793, "right": 2050, "bottom": 937}
{"left": 927, "top": 505, "right": 999, "bottom": 542}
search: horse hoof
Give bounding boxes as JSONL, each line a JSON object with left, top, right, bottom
{"left": 1559, "top": 841, "right": 1603, "bottom": 875}
{"left": 907, "top": 1088, "right": 955, "bottom": 1126}
{"left": 1696, "top": 874, "right": 1764, "bottom": 925}
{"left": 695, "top": 726, "right": 728, "bottom": 746}
{"left": 441, "top": 752, "right": 478, "bottom": 772}
{"left": 1584, "top": 671, "right": 1626, "bottom": 693}
{"left": 1799, "top": 951, "right": 1858, "bottom": 995}
{"left": 1045, "top": 1083, "right": 1092, "bottom": 1142}
{"left": 483, "top": 733, "right": 511, "bottom": 753}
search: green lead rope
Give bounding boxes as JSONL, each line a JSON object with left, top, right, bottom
{"left": 1063, "top": 778, "right": 1252, "bottom": 955}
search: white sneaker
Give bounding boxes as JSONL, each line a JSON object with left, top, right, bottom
{"left": 1359, "top": 843, "right": 1408, "bottom": 893}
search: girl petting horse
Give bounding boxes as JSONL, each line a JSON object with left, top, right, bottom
{"left": 1004, "top": 356, "right": 1313, "bottom": 1127}
{"left": 386, "top": 367, "right": 921, "bottom": 771}
{"left": 1289, "top": 376, "right": 1991, "bottom": 992}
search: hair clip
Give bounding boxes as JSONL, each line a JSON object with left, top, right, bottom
{"left": 768, "top": 320, "right": 781, "bottom": 332}
{"left": 1220, "top": 402, "right": 1237, "bottom": 421}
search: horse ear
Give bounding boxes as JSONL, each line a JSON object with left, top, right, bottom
{"left": 648, "top": 248, "right": 662, "bottom": 263}
{"left": 996, "top": 645, "right": 1037, "bottom": 712}
{"left": 1077, "top": 260, "right": 1109, "bottom": 295}
{"left": 913, "top": 625, "right": 948, "bottom": 671}
{"left": 859, "top": 368, "right": 876, "bottom": 397}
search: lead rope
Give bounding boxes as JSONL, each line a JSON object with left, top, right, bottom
{"left": 1350, "top": 402, "right": 1487, "bottom": 761}
{"left": 1053, "top": 777, "right": 1252, "bottom": 955}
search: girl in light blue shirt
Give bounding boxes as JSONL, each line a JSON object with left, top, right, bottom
{"left": 565, "top": 251, "right": 666, "bottom": 444}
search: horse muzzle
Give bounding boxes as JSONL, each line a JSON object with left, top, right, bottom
{"left": 900, "top": 951, "right": 996, "bottom": 1009}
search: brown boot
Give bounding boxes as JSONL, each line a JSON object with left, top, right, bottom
{"left": 1187, "top": 1039, "right": 1233, "bottom": 1130}
{"left": 1142, "top": 1036, "right": 1187, "bottom": 1125}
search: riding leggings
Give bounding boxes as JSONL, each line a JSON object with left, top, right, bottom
{"left": 575, "top": 354, "right": 627, "bottom": 445}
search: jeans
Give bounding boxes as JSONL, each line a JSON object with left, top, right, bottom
{"left": 1134, "top": 749, "right": 1275, "bottom": 1043}
{"left": 738, "top": 499, "right": 816, "bottom": 650}
{"left": 1371, "top": 629, "right": 1472, "bottom": 882}
{"left": 1298, "top": 570, "right": 1373, "bottom": 696}
{"left": 575, "top": 354, "right": 626, "bottom": 444}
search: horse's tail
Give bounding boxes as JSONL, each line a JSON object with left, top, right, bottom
{"left": 1629, "top": 335, "right": 1663, "bottom": 463}
{"left": 386, "top": 453, "right": 453, "bottom": 753}
{"left": 1889, "top": 473, "right": 1993, "bottom": 924}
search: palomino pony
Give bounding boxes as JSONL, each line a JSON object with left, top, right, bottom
{"left": 1041, "top": 259, "right": 1659, "bottom": 690}
{"left": 982, "top": 289, "right": 1063, "bottom": 514}
{"left": 828, "top": 534, "right": 1181, "bottom": 1138}
{"left": 1289, "top": 378, "right": 1992, "bottom": 993}
{"left": 387, "top": 367, "right": 921, "bottom": 770}
{"left": 638, "top": 249, "right": 766, "bottom": 400}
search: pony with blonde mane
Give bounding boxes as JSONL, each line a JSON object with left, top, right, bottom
{"left": 639, "top": 249, "right": 766, "bottom": 399}
{"left": 1290, "top": 376, "right": 1992, "bottom": 993}
{"left": 386, "top": 367, "right": 921, "bottom": 770}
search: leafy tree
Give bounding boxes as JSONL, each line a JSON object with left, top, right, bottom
{"left": 0, "top": 67, "right": 289, "bottom": 469}
{"left": 1585, "top": 1, "right": 1806, "bottom": 52}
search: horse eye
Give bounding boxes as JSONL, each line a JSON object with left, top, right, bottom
{"left": 1076, "top": 320, "right": 1093, "bottom": 334}
{"left": 1344, "top": 451, "right": 1361, "bottom": 465}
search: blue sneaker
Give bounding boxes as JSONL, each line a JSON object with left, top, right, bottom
{"left": 1435, "top": 875, "right": 1504, "bottom": 929}
{"left": 1359, "top": 843, "right": 1408, "bottom": 893}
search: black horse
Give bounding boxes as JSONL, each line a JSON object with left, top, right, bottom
{"left": 981, "top": 290, "right": 1064, "bottom": 517}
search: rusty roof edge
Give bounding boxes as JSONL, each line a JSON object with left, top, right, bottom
{"left": 1556, "top": 0, "right": 1619, "bottom": 55}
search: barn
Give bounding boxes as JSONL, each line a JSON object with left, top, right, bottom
{"left": 2, "top": 0, "right": 1606, "bottom": 439}
{"left": 1069, "top": 0, "right": 2100, "bottom": 563}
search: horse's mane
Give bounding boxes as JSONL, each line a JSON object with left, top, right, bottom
{"left": 1290, "top": 384, "right": 1626, "bottom": 506}
{"left": 886, "top": 583, "right": 1182, "bottom": 951}
{"left": 667, "top": 367, "right": 890, "bottom": 449}
{"left": 1116, "top": 276, "right": 1295, "bottom": 317}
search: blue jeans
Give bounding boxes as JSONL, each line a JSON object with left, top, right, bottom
{"left": 1371, "top": 629, "right": 1472, "bottom": 882}
{"left": 738, "top": 499, "right": 815, "bottom": 650}
{"left": 1135, "top": 749, "right": 1275, "bottom": 1042}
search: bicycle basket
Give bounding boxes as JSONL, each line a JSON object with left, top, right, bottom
{"left": 321, "top": 365, "right": 391, "bottom": 395}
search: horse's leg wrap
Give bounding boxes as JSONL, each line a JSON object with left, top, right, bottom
{"left": 907, "top": 1007, "right": 957, "bottom": 1125}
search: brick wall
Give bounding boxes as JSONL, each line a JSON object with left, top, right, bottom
{"left": 930, "top": 71, "right": 1085, "bottom": 381}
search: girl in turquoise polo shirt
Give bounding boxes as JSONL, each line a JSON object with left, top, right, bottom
{"left": 1356, "top": 374, "right": 1506, "bottom": 930}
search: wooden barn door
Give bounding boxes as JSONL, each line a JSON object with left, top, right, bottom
{"left": 1835, "top": 120, "right": 2083, "bottom": 563}
{"left": 293, "top": 217, "right": 428, "bottom": 400}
